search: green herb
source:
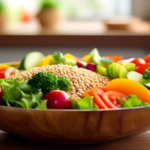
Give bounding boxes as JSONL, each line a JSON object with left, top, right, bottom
{"left": 119, "top": 95, "right": 148, "bottom": 108}
{"left": 71, "top": 95, "right": 98, "bottom": 110}
{"left": 40, "top": 0, "right": 58, "bottom": 11}
{"left": 143, "top": 67, "right": 150, "bottom": 80}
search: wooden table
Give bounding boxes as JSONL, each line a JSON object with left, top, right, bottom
{"left": 0, "top": 130, "right": 150, "bottom": 150}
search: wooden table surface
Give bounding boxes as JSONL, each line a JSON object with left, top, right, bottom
{"left": 0, "top": 130, "right": 150, "bottom": 150}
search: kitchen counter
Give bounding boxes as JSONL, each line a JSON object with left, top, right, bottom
{"left": 0, "top": 130, "right": 150, "bottom": 150}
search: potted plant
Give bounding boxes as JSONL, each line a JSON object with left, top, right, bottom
{"left": 37, "top": 0, "right": 63, "bottom": 29}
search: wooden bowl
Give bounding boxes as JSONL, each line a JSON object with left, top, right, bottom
{"left": 0, "top": 105, "right": 150, "bottom": 144}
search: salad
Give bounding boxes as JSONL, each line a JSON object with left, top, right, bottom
{"left": 0, "top": 48, "right": 150, "bottom": 110}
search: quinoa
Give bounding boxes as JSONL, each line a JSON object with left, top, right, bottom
{"left": 9, "top": 64, "right": 111, "bottom": 99}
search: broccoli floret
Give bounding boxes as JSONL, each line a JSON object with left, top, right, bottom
{"left": 28, "top": 72, "right": 71, "bottom": 96}
{"left": 58, "top": 76, "right": 71, "bottom": 91}
{"left": 143, "top": 67, "right": 150, "bottom": 80}
{"left": 28, "top": 72, "right": 58, "bottom": 96}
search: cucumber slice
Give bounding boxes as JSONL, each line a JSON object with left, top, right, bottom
{"left": 119, "top": 67, "right": 128, "bottom": 78}
{"left": 127, "top": 71, "right": 150, "bottom": 84}
{"left": 124, "top": 63, "right": 136, "bottom": 72}
{"left": 97, "top": 65, "right": 107, "bottom": 76}
{"left": 112, "top": 63, "right": 121, "bottom": 78}
{"left": 20, "top": 52, "right": 45, "bottom": 70}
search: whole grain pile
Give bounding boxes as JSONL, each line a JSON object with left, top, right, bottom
{"left": 10, "top": 64, "right": 111, "bottom": 98}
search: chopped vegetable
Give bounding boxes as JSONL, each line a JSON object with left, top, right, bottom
{"left": 131, "top": 58, "right": 146, "bottom": 67}
{"left": 143, "top": 54, "right": 150, "bottom": 63}
{"left": 20, "top": 52, "right": 45, "bottom": 70}
{"left": 89, "top": 48, "right": 101, "bottom": 65}
{"left": 0, "top": 67, "right": 16, "bottom": 79}
{"left": 0, "top": 79, "right": 47, "bottom": 109}
{"left": 143, "top": 67, "right": 150, "bottom": 80}
{"left": 38, "top": 55, "right": 53, "bottom": 67}
{"left": 101, "top": 57, "right": 114, "bottom": 66}
{"left": 135, "top": 63, "right": 150, "bottom": 74}
{"left": 86, "top": 63, "right": 97, "bottom": 72}
{"left": 82, "top": 87, "right": 108, "bottom": 109}
{"left": 97, "top": 65, "right": 107, "bottom": 76}
{"left": 71, "top": 95, "right": 98, "bottom": 110}
{"left": 119, "top": 95, "right": 148, "bottom": 108}
{"left": 123, "top": 63, "right": 136, "bottom": 72}
{"left": 102, "top": 91, "right": 126, "bottom": 108}
{"left": 106, "top": 78, "right": 150, "bottom": 104}
{"left": 103, "top": 55, "right": 123, "bottom": 62}
{"left": 28, "top": 72, "right": 71, "bottom": 96}
{"left": 77, "top": 60, "right": 87, "bottom": 68}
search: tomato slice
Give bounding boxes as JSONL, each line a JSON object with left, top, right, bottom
{"left": 143, "top": 54, "right": 150, "bottom": 63}
{"left": 103, "top": 55, "right": 123, "bottom": 62}
{"left": 102, "top": 91, "right": 127, "bottom": 108}
{"left": 82, "top": 87, "right": 108, "bottom": 109}
{"left": 135, "top": 63, "right": 150, "bottom": 74}
{"left": 131, "top": 58, "right": 146, "bottom": 67}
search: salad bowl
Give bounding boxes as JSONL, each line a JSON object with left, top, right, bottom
{"left": 0, "top": 105, "right": 150, "bottom": 144}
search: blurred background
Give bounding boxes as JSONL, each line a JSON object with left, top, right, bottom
{"left": 0, "top": 0, "right": 150, "bottom": 62}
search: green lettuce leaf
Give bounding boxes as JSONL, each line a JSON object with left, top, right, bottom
{"left": 119, "top": 95, "right": 149, "bottom": 108}
{"left": 71, "top": 95, "right": 98, "bottom": 110}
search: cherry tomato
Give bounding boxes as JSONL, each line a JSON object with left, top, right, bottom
{"left": 102, "top": 91, "right": 127, "bottom": 108}
{"left": 144, "top": 54, "right": 150, "bottom": 63}
{"left": 45, "top": 90, "right": 71, "bottom": 109}
{"left": 131, "top": 58, "right": 146, "bottom": 67}
{"left": 0, "top": 87, "right": 3, "bottom": 105}
{"left": 135, "top": 63, "right": 150, "bottom": 74}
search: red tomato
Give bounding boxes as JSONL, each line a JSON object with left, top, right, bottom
{"left": 0, "top": 67, "right": 16, "bottom": 79}
{"left": 0, "top": 87, "right": 3, "bottom": 105}
{"left": 131, "top": 58, "right": 146, "bottom": 67}
{"left": 102, "top": 91, "right": 127, "bottom": 108}
{"left": 144, "top": 54, "right": 150, "bottom": 63}
{"left": 45, "top": 90, "right": 71, "bottom": 109}
{"left": 82, "top": 87, "right": 108, "bottom": 109}
{"left": 135, "top": 63, "right": 150, "bottom": 74}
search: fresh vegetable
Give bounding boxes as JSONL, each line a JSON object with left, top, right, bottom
{"left": 0, "top": 64, "right": 10, "bottom": 72}
{"left": 45, "top": 90, "right": 71, "bottom": 109}
{"left": 77, "top": 60, "right": 87, "bottom": 68}
{"left": 123, "top": 63, "right": 136, "bottom": 72}
{"left": 0, "top": 79, "right": 47, "bottom": 109}
{"left": 101, "top": 57, "right": 113, "bottom": 66}
{"left": 143, "top": 67, "right": 150, "bottom": 80}
{"left": 71, "top": 95, "right": 98, "bottom": 110}
{"left": 119, "top": 95, "right": 148, "bottom": 108}
{"left": 0, "top": 67, "right": 16, "bottom": 79}
{"left": 103, "top": 55, "right": 123, "bottom": 62}
{"left": 135, "top": 63, "right": 150, "bottom": 74}
{"left": 97, "top": 65, "right": 107, "bottom": 76}
{"left": 106, "top": 63, "right": 128, "bottom": 78}
{"left": 118, "top": 58, "right": 134, "bottom": 66}
{"left": 28, "top": 72, "right": 71, "bottom": 96}
{"left": 51, "top": 52, "right": 76, "bottom": 66}
{"left": 106, "top": 78, "right": 150, "bottom": 104}
{"left": 38, "top": 55, "right": 53, "bottom": 67}
{"left": 86, "top": 63, "right": 97, "bottom": 72}
{"left": 89, "top": 48, "right": 101, "bottom": 65}
{"left": 144, "top": 54, "right": 150, "bottom": 63}
{"left": 0, "top": 87, "right": 3, "bottom": 105}
{"left": 127, "top": 71, "right": 150, "bottom": 84}
{"left": 64, "top": 53, "right": 77, "bottom": 62}
{"left": 144, "top": 83, "right": 150, "bottom": 90}
{"left": 131, "top": 58, "right": 146, "bottom": 67}
{"left": 82, "top": 87, "right": 108, "bottom": 109}
{"left": 102, "top": 91, "right": 126, "bottom": 108}
{"left": 20, "top": 52, "right": 45, "bottom": 70}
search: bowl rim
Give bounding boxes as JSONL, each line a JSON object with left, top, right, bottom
{"left": 0, "top": 105, "right": 150, "bottom": 112}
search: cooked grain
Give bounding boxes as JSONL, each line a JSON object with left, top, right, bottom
{"left": 9, "top": 64, "right": 111, "bottom": 99}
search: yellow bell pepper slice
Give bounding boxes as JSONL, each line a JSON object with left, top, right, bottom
{"left": 64, "top": 53, "right": 77, "bottom": 61}
{"left": 38, "top": 55, "right": 53, "bottom": 67}
{"left": 82, "top": 54, "right": 91, "bottom": 62}
{"left": 106, "top": 78, "right": 150, "bottom": 104}
{"left": 0, "top": 64, "right": 10, "bottom": 72}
